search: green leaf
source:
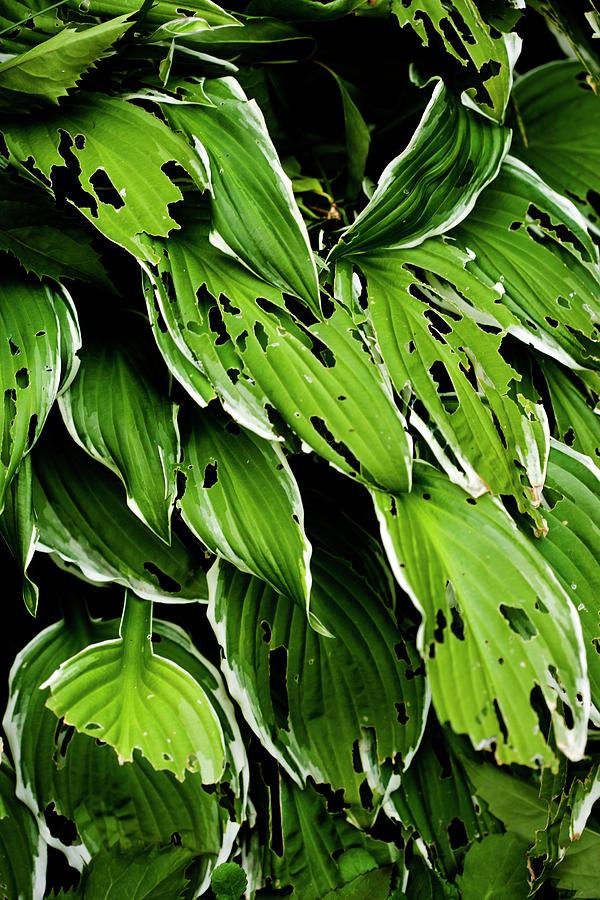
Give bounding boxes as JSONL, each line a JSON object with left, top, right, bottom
{"left": 373, "top": 463, "right": 589, "bottom": 769}
{"left": 528, "top": 441, "right": 600, "bottom": 712}
{"left": 391, "top": 0, "right": 522, "bottom": 120}
{"left": 320, "top": 65, "right": 370, "bottom": 199}
{"left": 0, "top": 758, "right": 46, "bottom": 900}
{"left": 69, "top": 0, "right": 240, "bottom": 28}
{"left": 4, "top": 606, "right": 247, "bottom": 884}
{"left": 79, "top": 845, "right": 193, "bottom": 899}
{"left": 356, "top": 249, "right": 550, "bottom": 510}
{"left": 266, "top": 776, "right": 396, "bottom": 900}
{"left": 1, "top": 95, "right": 208, "bottom": 262}
{"left": 540, "top": 359, "right": 600, "bottom": 462}
{"left": 179, "top": 407, "right": 315, "bottom": 622}
{"left": 44, "top": 592, "right": 226, "bottom": 782}
{"left": 457, "top": 834, "right": 529, "bottom": 900}
{"left": 208, "top": 551, "right": 428, "bottom": 823}
{"left": 59, "top": 334, "right": 179, "bottom": 542}
{"left": 0, "top": 15, "right": 131, "bottom": 104}
{"left": 330, "top": 82, "right": 510, "bottom": 260}
{"left": 0, "top": 275, "right": 63, "bottom": 511}
{"left": 0, "top": 174, "right": 112, "bottom": 287}
{"left": 511, "top": 61, "right": 600, "bottom": 227}
{"left": 246, "top": 0, "right": 379, "bottom": 20}
{"left": 211, "top": 862, "right": 247, "bottom": 900}
{"left": 0, "top": 454, "right": 38, "bottom": 614}
{"left": 160, "top": 77, "right": 320, "bottom": 311}
{"left": 32, "top": 430, "right": 209, "bottom": 602}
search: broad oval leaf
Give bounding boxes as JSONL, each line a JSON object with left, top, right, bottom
{"left": 32, "top": 430, "right": 209, "bottom": 603}
{"left": 457, "top": 833, "right": 529, "bottom": 900}
{"left": 179, "top": 408, "right": 314, "bottom": 620}
{"left": 373, "top": 463, "right": 590, "bottom": 769}
{"left": 59, "top": 335, "right": 179, "bottom": 542}
{"left": 160, "top": 77, "right": 320, "bottom": 311}
{"left": 329, "top": 82, "right": 510, "bottom": 260}
{"left": 0, "top": 15, "right": 131, "bottom": 105}
{"left": 208, "top": 551, "right": 429, "bottom": 824}
{"left": 1, "top": 96, "right": 209, "bottom": 262}
{"left": 44, "top": 593, "right": 226, "bottom": 783}
{"left": 3, "top": 605, "right": 247, "bottom": 887}
{"left": 0, "top": 276, "right": 62, "bottom": 511}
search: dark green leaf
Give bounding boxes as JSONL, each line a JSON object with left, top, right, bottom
{"left": 80, "top": 844, "right": 193, "bottom": 899}
{"left": 0, "top": 758, "right": 46, "bottom": 900}
{"left": 457, "top": 834, "right": 529, "bottom": 899}
{"left": 211, "top": 862, "right": 247, "bottom": 900}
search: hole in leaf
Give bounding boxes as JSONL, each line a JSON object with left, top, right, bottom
{"left": 162, "top": 752, "right": 173, "bottom": 762}
{"left": 395, "top": 701, "right": 409, "bottom": 724}
{"left": 447, "top": 816, "right": 468, "bottom": 850}
{"left": 85, "top": 722, "right": 101, "bottom": 731}
{"left": 434, "top": 610, "right": 447, "bottom": 644}
{"left": 8, "top": 338, "right": 20, "bottom": 355}
{"left": 202, "top": 461, "right": 218, "bottom": 489}
{"left": 44, "top": 803, "right": 78, "bottom": 846}
{"left": 499, "top": 604, "right": 537, "bottom": 640}
{"left": 493, "top": 698, "right": 509, "bottom": 743}
{"left": 171, "top": 831, "right": 182, "bottom": 846}
{"left": 261, "top": 620, "right": 272, "bottom": 643}
{"left": 254, "top": 321, "right": 269, "bottom": 352}
{"left": 15, "top": 367, "right": 29, "bottom": 388}
{"left": 89, "top": 168, "right": 125, "bottom": 209}
{"left": 268, "top": 646, "right": 289, "bottom": 730}
{"left": 449, "top": 606, "right": 465, "bottom": 641}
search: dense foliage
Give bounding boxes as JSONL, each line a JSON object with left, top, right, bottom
{"left": 0, "top": 0, "right": 599, "bottom": 896}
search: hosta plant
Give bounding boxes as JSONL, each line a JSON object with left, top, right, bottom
{"left": 0, "top": 0, "right": 599, "bottom": 897}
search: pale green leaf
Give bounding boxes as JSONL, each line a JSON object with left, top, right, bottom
{"left": 179, "top": 408, "right": 314, "bottom": 621}
{"left": 32, "top": 431, "right": 209, "bottom": 603}
{"left": 44, "top": 592, "right": 226, "bottom": 782}
{"left": 457, "top": 834, "right": 529, "bottom": 900}
{"left": 0, "top": 15, "right": 131, "bottom": 104}
{"left": 0, "top": 758, "right": 46, "bottom": 900}
{"left": 160, "top": 77, "right": 320, "bottom": 310}
{"left": 79, "top": 845, "right": 193, "bottom": 899}
{"left": 391, "top": 0, "right": 522, "bottom": 120}
{"left": 208, "top": 551, "right": 428, "bottom": 823}
{"left": 373, "top": 464, "right": 589, "bottom": 769}
{"left": 541, "top": 359, "right": 600, "bottom": 462}
{"left": 1, "top": 96, "right": 209, "bottom": 262}
{"left": 330, "top": 82, "right": 510, "bottom": 260}
{"left": 59, "top": 335, "right": 179, "bottom": 542}
{"left": 0, "top": 275, "right": 62, "bottom": 511}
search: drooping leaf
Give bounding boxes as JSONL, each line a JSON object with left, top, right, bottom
{"left": 373, "top": 463, "right": 589, "bottom": 769}
{"left": 356, "top": 249, "right": 550, "bottom": 509}
{"left": 0, "top": 15, "right": 131, "bottom": 104}
{"left": 1, "top": 95, "right": 209, "bottom": 261}
{"left": 329, "top": 82, "right": 510, "bottom": 260}
{"left": 527, "top": 441, "right": 600, "bottom": 712}
{"left": 59, "top": 334, "right": 179, "bottom": 542}
{"left": 32, "top": 430, "right": 209, "bottom": 602}
{"left": 0, "top": 275, "right": 62, "bottom": 511}
{"left": 208, "top": 551, "right": 428, "bottom": 823}
{"left": 266, "top": 776, "right": 396, "bottom": 900}
{"left": 0, "top": 757, "right": 47, "bottom": 900}
{"left": 319, "top": 65, "right": 370, "bottom": 199}
{"left": 160, "top": 77, "right": 320, "bottom": 311}
{"left": 456, "top": 833, "right": 529, "bottom": 900}
{"left": 0, "top": 454, "right": 38, "bottom": 614}
{"left": 391, "top": 0, "right": 522, "bottom": 120}
{"left": 179, "top": 407, "right": 314, "bottom": 621}
{"left": 78, "top": 845, "right": 192, "bottom": 899}
{"left": 4, "top": 605, "right": 247, "bottom": 884}
{"left": 511, "top": 61, "right": 600, "bottom": 226}
{"left": 540, "top": 359, "right": 600, "bottom": 462}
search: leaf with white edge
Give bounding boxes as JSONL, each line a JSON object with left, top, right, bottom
{"left": 357, "top": 250, "right": 550, "bottom": 510}
{"left": 1, "top": 96, "right": 209, "bottom": 262}
{"left": 329, "top": 82, "right": 510, "bottom": 260}
{"left": 391, "top": 0, "right": 522, "bottom": 121}
{"left": 179, "top": 407, "right": 315, "bottom": 623}
{"left": 0, "top": 454, "right": 38, "bottom": 615}
{"left": 457, "top": 834, "right": 529, "bottom": 900}
{"left": 373, "top": 463, "right": 590, "bottom": 769}
{"left": 0, "top": 758, "right": 47, "bottom": 900}
{"left": 160, "top": 77, "right": 320, "bottom": 311}
{"left": 52, "top": 287, "right": 82, "bottom": 396}
{"left": 540, "top": 359, "right": 600, "bottom": 462}
{"left": 211, "top": 862, "right": 247, "bottom": 900}
{"left": 451, "top": 157, "right": 600, "bottom": 382}
{"left": 208, "top": 551, "right": 428, "bottom": 824}
{"left": 0, "top": 175, "right": 112, "bottom": 287}
{"left": 0, "top": 15, "right": 131, "bottom": 104}
{"left": 79, "top": 845, "right": 193, "bottom": 899}
{"left": 4, "top": 606, "right": 247, "bottom": 885}
{"left": 528, "top": 442, "right": 600, "bottom": 713}
{"left": 32, "top": 431, "right": 209, "bottom": 603}
{"left": 0, "top": 275, "right": 62, "bottom": 512}
{"left": 266, "top": 776, "right": 396, "bottom": 900}
{"left": 59, "top": 335, "right": 179, "bottom": 542}
{"left": 44, "top": 593, "right": 226, "bottom": 783}
{"left": 512, "top": 61, "right": 600, "bottom": 226}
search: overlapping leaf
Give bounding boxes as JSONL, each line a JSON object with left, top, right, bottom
{"left": 541, "top": 360, "right": 600, "bottom": 462}
{"left": 329, "top": 82, "right": 510, "bottom": 260}
{"left": 32, "top": 431, "right": 209, "bottom": 602}
{"left": 0, "top": 758, "right": 46, "bottom": 900}
{"left": 373, "top": 463, "right": 589, "bottom": 769}
{"left": 59, "top": 335, "right": 179, "bottom": 542}
{"left": 208, "top": 551, "right": 428, "bottom": 823}
{"left": 0, "top": 455, "right": 38, "bottom": 614}
{"left": 77, "top": 845, "right": 193, "bottom": 899}
{"left": 179, "top": 408, "right": 314, "bottom": 620}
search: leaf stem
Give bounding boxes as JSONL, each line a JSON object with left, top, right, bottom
{"left": 120, "top": 591, "right": 153, "bottom": 665}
